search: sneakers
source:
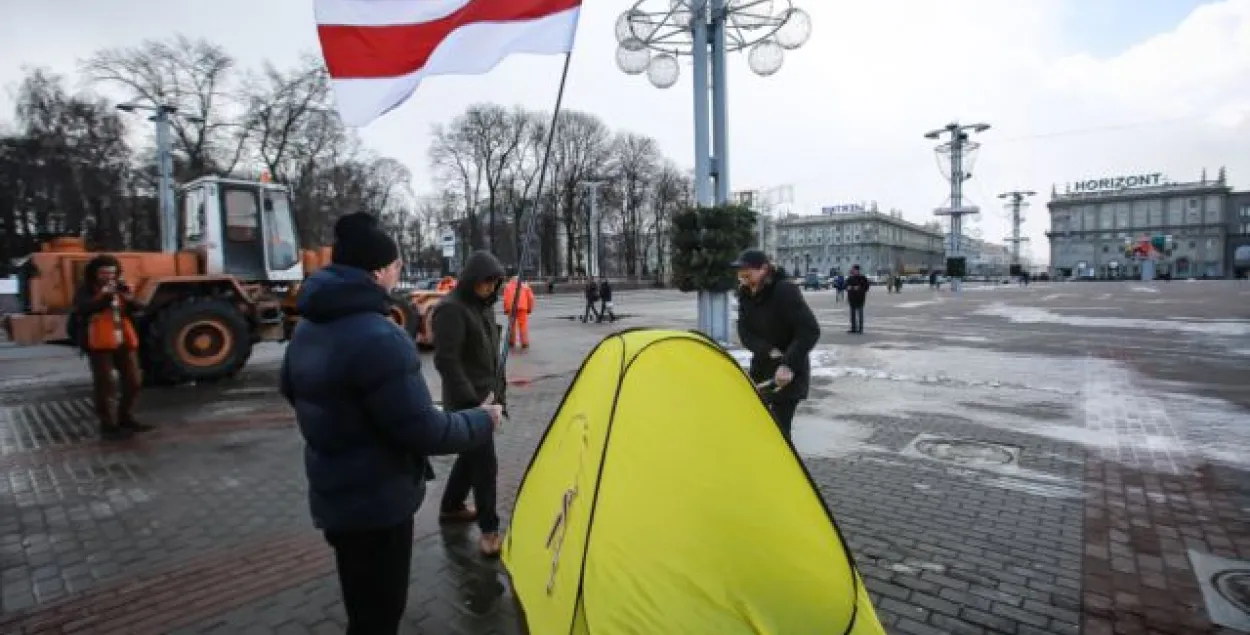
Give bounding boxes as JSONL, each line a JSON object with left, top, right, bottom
{"left": 99, "top": 426, "right": 134, "bottom": 442}
{"left": 120, "top": 418, "right": 155, "bottom": 432}
{"left": 439, "top": 505, "right": 478, "bottom": 523}
{"left": 479, "top": 532, "right": 502, "bottom": 557}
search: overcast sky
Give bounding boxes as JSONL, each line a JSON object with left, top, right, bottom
{"left": 2, "top": 0, "right": 1248, "bottom": 264}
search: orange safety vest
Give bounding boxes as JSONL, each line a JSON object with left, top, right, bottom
{"left": 502, "top": 279, "right": 534, "bottom": 314}
{"left": 86, "top": 294, "right": 140, "bottom": 351}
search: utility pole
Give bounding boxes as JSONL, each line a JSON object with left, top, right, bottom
{"left": 998, "top": 190, "right": 1036, "bottom": 272}
{"left": 582, "top": 180, "right": 607, "bottom": 278}
{"left": 117, "top": 102, "right": 202, "bottom": 253}
{"left": 925, "top": 121, "right": 990, "bottom": 292}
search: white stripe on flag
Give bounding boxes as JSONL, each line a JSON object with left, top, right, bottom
{"left": 314, "top": 0, "right": 471, "bottom": 26}
{"left": 328, "top": 6, "right": 580, "bottom": 126}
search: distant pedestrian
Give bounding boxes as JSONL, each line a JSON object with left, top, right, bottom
{"left": 929, "top": 271, "right": 938, "bottom": 290}
{"left": 833, "top": 273, "right": 846, "bottom": 303}
{"left": 502, "top": 275, "right": 535, "bottom": 349}
{"left": 846, "top": 264, "right": 871, "bottom": 334}
{"left": 72, "top": 255, "right": 152, "bottom": 441}
{"left": 732, "top": 249, "right": 820, "bottom": 442}
{"left": 581, "top": 279, "right": 601, "bottom": 323}
{"left": 893, "top": 275, "right": 903, "bottom": 293}
{"left": 433, "top": 250, "right": 510, "bottom": 557}
{"left": 282, "top": 213, "right": 500, "bottom": 635}
{"left": 597, "top": 276, "right": 616, "bottom": 323}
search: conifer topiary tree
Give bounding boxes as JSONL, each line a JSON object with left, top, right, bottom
{"left": 669, "top": 204, "right": 758, "bottom": 293}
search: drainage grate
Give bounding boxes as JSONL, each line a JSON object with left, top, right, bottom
{"left": 1189, "top": 550, "right": 1250, "bottom": 630}
{"left": 904, "top": 434, "right": 1019, "bottom": 467}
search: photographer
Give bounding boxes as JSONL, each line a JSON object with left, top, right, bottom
{"left": 72, "top": 255, "right": 152, "bottom": 441}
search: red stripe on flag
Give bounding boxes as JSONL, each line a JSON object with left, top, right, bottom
{"left": 318, "top": 0, "right": 580, "bottom": 79}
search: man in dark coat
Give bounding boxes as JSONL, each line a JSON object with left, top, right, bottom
{"left": 845, "top": 264, "right": 871, "bottom": 334}
{"left": 281, "top": 212, "right": 500, "bottom": 635}
{"left": 433, "top": 250, "right": 510, "bottom": 557}
{"left": 733, "top": 249, "right": 821, "bottom": 441}
{"left": 581, "top": 278, "right": 600, "bottom": 323}
{"left": 597, "top": 276, "right": 616, "bottom": 323}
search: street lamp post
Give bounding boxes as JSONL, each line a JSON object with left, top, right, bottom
{"left": 117, "top": 102, "right": 203, "bottom": 254}
{"left": 615, "top": 0, "right": 812, "bottom": 343}
{"left": 998, "top": 189, "right": 1036, "bottom": 273}
{"left": 925, "top": 121, "right": 989, "bottom": 292}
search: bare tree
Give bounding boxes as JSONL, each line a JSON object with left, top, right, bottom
{"left": 649, "top": 161, "right": 692, "bottom": 280}
{"left": 80, "top": 34, "right": 241, "bottom": 176}
{"left": 548, "top": 110, "right": 611, "bottom": 277}
{"left": 609, "top": 132, "right": 660, "bottom": 277}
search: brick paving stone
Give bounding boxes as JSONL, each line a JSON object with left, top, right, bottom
{"left": 0, "top": 371, "right": 568, "bottom": 633}
{"left": 804, "top": 411, "right": 1086, "bottom": 635}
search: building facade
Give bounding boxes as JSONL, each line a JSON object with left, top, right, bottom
{"left": 774, "top": 207, "right": 945, "bottom": 276}
{"left": 1047, "top": 169, "right": 1235, "bottom": 279}
{"left": 1228, "top": 191, "right": 1250, "bottom": 279}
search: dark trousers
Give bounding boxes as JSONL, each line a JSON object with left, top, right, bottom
{"left": 87, "top": 349, "right": 141, "bottom": 429}
{"left": 325, "top": 518, "right": 414, "bottom": 635}
{"left": 598, "top": 300, "right": 615, "bottom": 322}
{"left": 849, "top": 303, "right": 865, "bottom": 332}
{"left": 581, "top": 301, "right": 600, "bottom": 322}
{"left": 769, "top": 399, "right": 799, "bottom": 442}
{"left": 440, "top": 437, "right": 500, "bottom": 533}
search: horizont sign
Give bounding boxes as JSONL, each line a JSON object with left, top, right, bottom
{"left": 822, "top": 204, "right": 865, "bottom": 215}
{"left": 1066, "top": 172, "right": 1164, "bottom": 193}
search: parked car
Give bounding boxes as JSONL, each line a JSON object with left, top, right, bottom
{"left": 803, "top": 272, "right": 829, "bottom": 291}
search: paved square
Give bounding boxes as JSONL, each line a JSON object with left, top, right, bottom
{"left": 1, "top": 280, "right": 1249, "bottom": 633}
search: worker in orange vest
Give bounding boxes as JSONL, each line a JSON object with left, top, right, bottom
{"left": 501, "top": 275, "right": 535, "bottom": 349}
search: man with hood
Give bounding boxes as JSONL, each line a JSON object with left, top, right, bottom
{"left": 733, "top": 249, "right": 821, "bottom": 441}
{"left": 281, "top": 212, "right": 501, "bottom": 635}
{"left": 433, "top": 249, "right": 509, "bottom": 556}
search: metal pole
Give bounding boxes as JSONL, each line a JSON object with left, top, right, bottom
{"left": 710, "top": 0, "right": 730, "bottom": 205}
{"left": 691, "top": 2, "right": 712, "bottom": 206}
{"left": 154, "top": 108, "right": 177, "bottom": 253}
{"left": 588, "top": 183, "right": 601, "bottom": 277}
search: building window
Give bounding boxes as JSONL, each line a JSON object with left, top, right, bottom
{"left": 1240, "top": 205, "right": 1250, "bottom": 218}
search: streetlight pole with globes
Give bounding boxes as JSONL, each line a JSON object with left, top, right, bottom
{"left": 614, "top": 0, "right": 812, "bottom": 342}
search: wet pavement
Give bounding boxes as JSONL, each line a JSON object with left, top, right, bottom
{"left": 0, "top": 280, "right": 1249, "bottom": 633}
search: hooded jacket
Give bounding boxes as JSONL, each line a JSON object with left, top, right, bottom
{"left": 736, "top": 268, "right": 821, "bottom": 401}
{"left": 280, "top": 264, "right": 492, "bottom": 532}
{"left": 433, "top": 251, "right": 508, "bottom": 411}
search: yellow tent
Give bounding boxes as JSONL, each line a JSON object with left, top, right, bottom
{"left": 502, "top": 328, "right": 885, "bottom": 634}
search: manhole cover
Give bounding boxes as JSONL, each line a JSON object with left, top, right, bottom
{"left": 1213, "top": 570, "right": 1250, "bottom": 614}
{"left": 1190, "top": 550, "right": 1250, "bottom": 629}
{"left": 913, "top": 438, "right": 1015, "bottom": 466}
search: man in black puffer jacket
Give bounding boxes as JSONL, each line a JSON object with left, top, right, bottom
{"left": 281, "top": 212, "right": 500, "bottom": 635}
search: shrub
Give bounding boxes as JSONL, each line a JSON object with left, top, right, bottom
{"left": 669, "top": 204, "right": 758, "bottom": 293}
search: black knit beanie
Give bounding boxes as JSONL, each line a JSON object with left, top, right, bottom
{"left": 331, "top": 212, "right": 399, "bottom": 272}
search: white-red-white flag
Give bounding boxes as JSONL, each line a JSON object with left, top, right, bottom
{"left": 315, "top": 0, "right": 583, "bottom": 127}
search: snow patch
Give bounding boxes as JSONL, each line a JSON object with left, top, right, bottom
{"left": 897, "top": 299, "right": 940, "bottom": 309}
{"left": 975, "top": 302, "right": 1250, "bottom": 337}
{"left": 1131, "top": 286, "right": 1159, "bottom": 293}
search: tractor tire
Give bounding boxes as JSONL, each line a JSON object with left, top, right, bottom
{"left": 389, "top": 294, "right": 421, "bottom": 341}
{"left": 143, "top": 297, "right": 253, "bottom": 385}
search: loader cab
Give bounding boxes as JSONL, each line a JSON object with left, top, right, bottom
{"left": 181, "top": 176, "right": 303, "bottom": 283}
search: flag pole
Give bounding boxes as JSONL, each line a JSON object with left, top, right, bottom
{"left": 498, "top": 51, "right": 574, "bottom": 380}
